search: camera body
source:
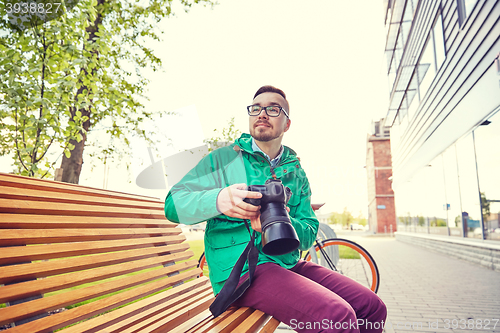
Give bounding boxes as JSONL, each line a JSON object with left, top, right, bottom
{"left": 244, "top": 179, "right": 300, "bottom": 256}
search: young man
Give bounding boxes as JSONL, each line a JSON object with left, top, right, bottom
{"left": 164, "top": 86, "right": 386, "bottom": 332}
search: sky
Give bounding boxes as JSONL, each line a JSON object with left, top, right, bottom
{"left": 1, "top": 0, "right": 390, "bottom": 216}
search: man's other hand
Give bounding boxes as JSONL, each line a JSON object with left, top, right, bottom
{"left": 217, "top": 183, "right": 262, "bottom": 221}
{"left": 250, "top": 205, "right": 290, "bottom": 233}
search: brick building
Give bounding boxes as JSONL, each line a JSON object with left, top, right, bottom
{"left": 366, "top": 119, "right": 396, "bottom": 234}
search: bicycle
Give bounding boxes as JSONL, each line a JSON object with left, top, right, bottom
{"left": 301, "top": 237, "right": 380, "bottom": 293}
{"left": 197, "top": 227, "right": 380, "bottom": 293}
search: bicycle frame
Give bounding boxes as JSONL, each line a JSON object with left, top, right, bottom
{"left": 302, "top": 238, "right": 338, "bottom": 271}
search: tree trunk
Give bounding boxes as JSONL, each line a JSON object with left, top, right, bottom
{"left": 59, "top": 0, "right": 104, "bottom": 184}
{"left": 59, "top": 139, "right": 85, "bottom": 183}
{"left": 59, "top": 108, "right": 91, "bottom": 183}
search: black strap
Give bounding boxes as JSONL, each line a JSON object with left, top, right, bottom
{"left": 209, "top": 220, "right": 258, "bottom": 317}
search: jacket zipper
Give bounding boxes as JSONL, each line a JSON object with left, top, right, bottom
{"left": 237, "top": 143, "right": 298, "bottom": 180}
{"left": 253, "top": 151, "right": 297, "bottom": 180}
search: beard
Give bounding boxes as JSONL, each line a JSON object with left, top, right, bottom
{"left": 250, "top": 126, "right": 282, "bottom": 142}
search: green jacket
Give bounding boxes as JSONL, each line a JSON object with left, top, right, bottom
{"left": 164, "top": 133, "right": 319, "bottom": 295}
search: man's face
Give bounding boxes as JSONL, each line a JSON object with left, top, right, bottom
{"left": 249, "top": 92, "right": 291, "bottom": 142}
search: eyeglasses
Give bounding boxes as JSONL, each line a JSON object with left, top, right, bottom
{"left": 247, "top": 105, "right": 289, "bottom": 118}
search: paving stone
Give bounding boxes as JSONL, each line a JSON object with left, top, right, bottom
{"left": 274, "top": 232, "right": 500, "bottom": 332}
{"left": 338, "top": 233, "right": 500, "bottom": 333}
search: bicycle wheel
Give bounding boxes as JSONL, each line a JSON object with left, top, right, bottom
{"left": 198, "top": 252, "right": 209, "bottom": 278}
{"left": 304, "top": 238, "right": 380, "bottom": 293}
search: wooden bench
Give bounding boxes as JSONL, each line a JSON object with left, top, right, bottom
{"left": 0, "top": 172, "right": 280, "bottom": 332}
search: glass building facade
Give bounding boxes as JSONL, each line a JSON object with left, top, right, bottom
{"left": 381, "top": 0, "right": 500, "bottom": 240}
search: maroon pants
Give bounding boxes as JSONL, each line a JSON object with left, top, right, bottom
{"left": 233, "top": 261, "right": 387, "bottom": 333}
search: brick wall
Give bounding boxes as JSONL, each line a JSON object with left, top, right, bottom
{"left": 366, "top": 136, "right": 397, "bottom": 234}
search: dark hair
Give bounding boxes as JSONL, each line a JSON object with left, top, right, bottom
{"left": 253, "top": 85, "right": 287, "bottom": 101}
{"left": 253, "top": 85, "right": 289, "bottom": 111}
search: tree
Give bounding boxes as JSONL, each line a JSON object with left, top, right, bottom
{"left": 480, "top": 192, "right": 490, "bottom": 219}
{"left": 328, "top": 212, "right": 342, "bottom": 225}
{"left": 356, "top": 210, "right": 367, "bottom": 226}
{"left": 0, "top": 0, "right": 214, "bottom": 182}
{"left": 328, "top": 208, "right": 355, "bottom": 228}
{"left": 203, "top": 117, "right": 242, "bottom": 152}
{"left": 418, "top": 215, "right": 425, "bottom": 227}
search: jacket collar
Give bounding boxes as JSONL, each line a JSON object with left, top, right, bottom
{"left": 234, "top": 133, "right": 297, "bottom": 163}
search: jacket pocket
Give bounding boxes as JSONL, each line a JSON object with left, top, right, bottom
{"left": 205, "top": 222, "right": 250, "bottom": 282}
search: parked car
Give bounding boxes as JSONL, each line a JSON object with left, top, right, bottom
{"left": 473, "top": 228, "right": 483, "bottom": 235}
{"left": 350, "top": 223, "right": 365, "bottom": 231}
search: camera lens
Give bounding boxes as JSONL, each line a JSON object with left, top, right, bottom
{"left": 244, "top": 180, "right": 300, "bottom": 256}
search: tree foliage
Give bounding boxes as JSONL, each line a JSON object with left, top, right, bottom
{"left": 0, "top": 0, "right": 214, "bottom": 180}
{"left": 204, "top": 117, "right": 241, "bottom": 152}
{"left": 480, "top": 191, "right": 490, "bottom": 219}
{"left": 328, "top": 207, "right": 357, "bottom": 228}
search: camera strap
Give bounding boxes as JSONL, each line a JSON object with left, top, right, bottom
{"left": 209, "top": 220, "right": 258, "bottom": 318}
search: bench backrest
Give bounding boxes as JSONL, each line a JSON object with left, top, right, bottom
{"left": 0, "top": 172, "right": 212, "bottom": 332}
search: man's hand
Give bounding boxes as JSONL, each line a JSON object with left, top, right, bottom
{"left": 250, "top": 206, "right": 291, "bottom": 233}
{"left": 217, "top": 183, "right": 262, "bottom": 220}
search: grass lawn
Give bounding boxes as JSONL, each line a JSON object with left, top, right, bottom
{"left": 339, "top": 246, "right": 361, "bottom": 259}
{"left": 301, "top": 244, "right": 361, "bottom": 260}
{"left": 187, "top": 239, "right": 205, "bottom": 263}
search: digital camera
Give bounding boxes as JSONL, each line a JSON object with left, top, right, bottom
{"left": 244, "top": 179, "right": 300, "bottom": 255}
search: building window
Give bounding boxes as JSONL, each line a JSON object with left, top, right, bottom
{"left": 472, "top": 110, "right": 500, "bottom": 240}
{"left": 457, "top": 0, "right": 478, "bottom": 28}
{"left": 386, "top": 0, "right": 417, "bottom": 93}
{"left": 401, "top": 0, "right": 416, "bottom": 48}
{"left": 388, "top": 57, "right": 397, "bottom": 93}
{"left": 406, "top": 74, "right": 419, "bottom": 120}
{"left": 455, "top": 133, "right": 482, "bottom": 239}
{"left": 442, "top": 146, "right": 462, "bottom": 233}
{"left": 433, "top": 15, "right": 446, "bottom": 71}
{"left": 417, "top": 37, "right": 435, "bottom": 99}
{"left": 411, "top": 13, "right": 447, "bottom": 106}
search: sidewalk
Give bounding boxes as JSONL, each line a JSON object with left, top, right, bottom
{"left": 277, "top": 232, "right": 500, "bottom": 332}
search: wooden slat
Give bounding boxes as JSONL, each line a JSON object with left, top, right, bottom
{"left": 187, "top": 307, "right": 254, "bottom": 333}
{"left": 260, "top": 318, "right": 281, "bottom": 333}
{"left": 0, "top": 173, "right": 161, "bottom": 203}
{"left": 0, "top": 243, "right": 190, "bottom": 285}
{"left": 63, "top": 282, "right": 213, "bottom": 333}
{"left": 182, "top": 309, "right": 280, "bottom": 333}
{"left": 0, "top": 251, "right": 195, "bottom": 303}
{"left": 140, "top": 295, "right": 215, "bottom": 333}
{"left": 94, "top": 288, "right": 214, "bottom": 333}
{"left": 1, "top": 228, "right": 176, "bottom": 246}
{"left": 184, "top": 308, "right": 239, "bottom": 333}
{"left": 0, "top": 214, "right": 175, "bottom": 229}
{"left": 0, "top": 260, "right": 199, "bottom": 326}
{"left": 172, "top": 309, "right": 214, "bottom": 332}
{"left": 211, "top": 307, "right": 256, "bottom": 333}
{"left": 233, "top": 310, "right": 274, "bottom": 333}
{"left": 0, "top": 198, "right": 166, "bottom": 218}
{"left": 0, "top": 235, "right": 186, "bottom": 266}
{"left": 0, "top": 185, "right": 164, "bottom": 210}
{"left": 4, "top": 273, "right": 208, "bottom": 333}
